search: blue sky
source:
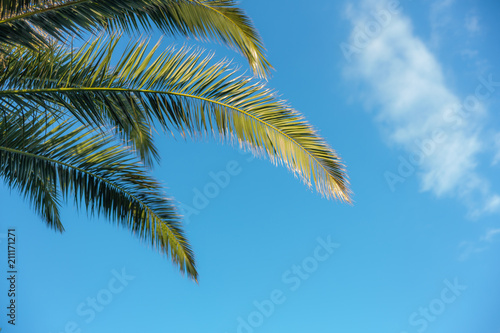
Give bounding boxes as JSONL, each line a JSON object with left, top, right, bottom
{"left": 1, "top": 0, "right": 500, "bottom": 332}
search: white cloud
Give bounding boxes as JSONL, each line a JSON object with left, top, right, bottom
{"left": 484, "top": 196, "right": 500, "bottom": 214}
{"left": 458, "top": 241, "right": 486, "bottom": 261}
{"left": 481, "top": 228, "right": 500, "bottom": 242}
{"left": 343, "top": 0, "right": 499, "bottom": 215}
{"left": 459, "top": 227, "right": 500, "bottom": 260}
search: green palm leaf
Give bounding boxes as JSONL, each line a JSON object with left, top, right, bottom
{"left": 1, "top": 38, "right": 351, "bottom": 202}
{"left": 0, "top": 109, "right": 197, "bottom": 279}
{"left": 0, "top": 0, "right": 271, "bottom": 77}
{"left": 0, "top": 42, "right": 160, "bottom": 167}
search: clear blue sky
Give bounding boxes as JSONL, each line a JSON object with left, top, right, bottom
{"left": 1, "top": 0, "right": 500, "bottom": 332}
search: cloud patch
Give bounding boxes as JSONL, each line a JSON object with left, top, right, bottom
{"left": 459, "top": 227, "right": 500, "bottom": 261}
{"left": 465, "top": 14, "right": 481, "bottom": 33}
{"left": 342, "top": 0, "right": 499, "bottom": 216}
{"left": 481, "top": 228, "right": 500, "bottom": 242}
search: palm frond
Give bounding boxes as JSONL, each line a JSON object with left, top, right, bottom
{"left": 0, "top": 39, "right": 351, "bottom": 202}
{"left": 0, "top": 104, "right": 64, "bottom": 231}
{"left": 0, "top": 0, "right": 271, "bottom": 77}
{"left": 0, "top": 41, "right": 160, "bottom": 167}
{"left": 0, "top": 109, "right": 197, "bottom": 279}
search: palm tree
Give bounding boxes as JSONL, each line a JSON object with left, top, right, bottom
{"left": 0, "top": 0, "right": 351, "bottom": 281}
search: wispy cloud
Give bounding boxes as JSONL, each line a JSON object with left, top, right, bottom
{"left": 342, "top": 0, "right": 499, "bottom": 216}
{"left": 465, "top": 13, "right": 481, "bottom": 33}
{"left": 460, "top": 48, "right": 478, "bottom": 59}
{"left": 481, "top": 228, "right": 500, "bottom": 242}
{"left": 458, "top": 241, "right": 487, "bottom": 261}
{"left": 428, "top": 1, "right": 486, "bottom": 74}
{"left": 459, "top": 227, "right": 500, "bottom": 260}
{"left": 429, "top": 0, "right": 455, "bottom": 47}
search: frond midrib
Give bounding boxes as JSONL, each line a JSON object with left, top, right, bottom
{"left": 1, "top": 86, "right": 340, "bottom": 191}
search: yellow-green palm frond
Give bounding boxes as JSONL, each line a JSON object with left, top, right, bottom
{"left": 1, "top": 38, "right": 351, "bottom": 201}
{"left": 0, "top": 0, "right": 271, "bottom": 77}
{"left": 0, "top": 41, "right": 160, "bottom": 167}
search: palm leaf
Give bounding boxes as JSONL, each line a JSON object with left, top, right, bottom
{"left": 1, "top": 38, "right": 351, "bottom": 202}
{"left": 0, "top": 0, "right": 271, "bottom": 77}
{"left": 0, "top": 41, "right": 160, "bottom": 167}
{"left": 0, "top": 109, "right": 197, "bottom": 279}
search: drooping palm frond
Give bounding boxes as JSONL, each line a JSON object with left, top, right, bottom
{"left": 0, "top": 0, "right": 272, "bottom": 77}
{"left": 0, "top": 105, "right": 65, "bottom": 231}
{"left": 0, "top": 109, "right": 197, "bottom": 279}
{"left": 0, "top": 39, "right": 351, "bottom": 202}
